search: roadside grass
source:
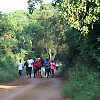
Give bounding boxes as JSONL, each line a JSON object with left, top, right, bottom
{"left": 61, "top": 64, "right": 100, "bottom": 100}
{"left": 0, "top": 56, "right": 26, "bottom": 83}
{"left": 0, "top": 52, "right": 27, "bottom": 83}
{"left": 0, "top": 67, "right": 26, "bottom": 83}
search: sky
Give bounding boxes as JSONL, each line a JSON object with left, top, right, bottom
{"left": 0, "top": 0, "right": 53, "bottom": 13}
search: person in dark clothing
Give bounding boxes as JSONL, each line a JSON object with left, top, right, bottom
{"left": 24, "top": 60, "right": 29, "bottom": 77}
{"left": 48, "top": 58, "right": 51, "bottom": 74}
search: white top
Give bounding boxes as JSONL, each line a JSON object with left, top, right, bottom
{"left": 18, "top": 62, "right": 24, "bottom": 70}
{"left": 56, "top": 62, "right": 59, "bottom": 66}
{"left": 27, "top": 59, "right": 34, "bottom": 67}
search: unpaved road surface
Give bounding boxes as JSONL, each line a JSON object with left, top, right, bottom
{"left": 0, "top": 73, "right": 66, "bottom": 100}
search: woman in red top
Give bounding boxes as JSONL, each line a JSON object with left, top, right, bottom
{"left": 33, "top": 59, "right": 37, "bottom": 78}
{"left": 36, "top": 58, "right": 41, "bottom": 78}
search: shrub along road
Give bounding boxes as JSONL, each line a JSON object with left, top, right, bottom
{"left": 0, "top": 73, "right": 66, "bottom": 100}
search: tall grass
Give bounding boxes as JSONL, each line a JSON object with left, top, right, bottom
{"left": 0, "top": 66, "right": 26, "bottom": 83}
{"left": 61, "top": 64, "right": 100, "bottom": 100}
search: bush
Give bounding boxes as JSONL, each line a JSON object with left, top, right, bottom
{"left": 0, "top": 58, "right": 26, "bottom": 83}
{"left": 61, "top": 65, "right": 100, "bottom": 100}
{"left": 0, "top": 67, "right": 26, "bottom": 83}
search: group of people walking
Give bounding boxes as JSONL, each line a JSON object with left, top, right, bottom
{"left": 17, "top": 57, "right": 59, "bottom": 79}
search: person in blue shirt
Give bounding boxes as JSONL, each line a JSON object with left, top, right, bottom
{"left": 44, "top": 58, "right": 50, "bottom": 78}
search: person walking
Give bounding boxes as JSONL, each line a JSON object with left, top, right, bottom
{"left": 44, "top": 58, "right": 50, "bottom": 78}
{"left": 40, "top": 57, "right": 44, "bottom": 78}
{"left": 66, "top": 61, "right": 69, "bottom": 68}
{"left": 27, "top": 57, "right": 34, "bottom": 78}
{"left": 17, "top": 59, "right": 24, "bottom": 79}
{"left": 36, "top": 58, "right": 41, "bottom": 78}
{"left": 33, "top": 59, "right": 37, "bottom": 78}
{"left": 24, "top": 59, "right": 29, "bottom": 77}
{"left": 50, "top": 60, "right": 55, "bottom": 78}
{"left": 56, "top": 60, "right": 59, "bottom": 71}
{"left": 48, "top": 58, "right": 51, "bottom": 74}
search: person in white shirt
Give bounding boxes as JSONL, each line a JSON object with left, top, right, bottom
{"left": 56, "top": 60, "right": 59, "bottom": 71}
{"left": 27, "top": 57, "right": 34, "bottom": 78}
{"left": 17, "top": 59, "right": 24, "bottom": 79}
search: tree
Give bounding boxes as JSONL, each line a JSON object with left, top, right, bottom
{"left": 58, "top": 0, "right": 100, "bottom": 34}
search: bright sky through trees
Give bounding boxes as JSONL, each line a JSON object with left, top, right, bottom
{"left": 0, "top": 0, "right": 53, "bottom": 13}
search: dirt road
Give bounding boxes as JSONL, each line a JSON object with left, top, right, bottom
{"left": 0, "top": 73, "right": 66, "bottom": 100}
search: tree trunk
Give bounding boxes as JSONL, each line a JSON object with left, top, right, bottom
{"left": 49, "top": 48, "right": 52, "bottom": 60}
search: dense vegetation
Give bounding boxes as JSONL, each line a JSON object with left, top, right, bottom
{"left": 0, "top": 0, "right": 100, "bottom": 99}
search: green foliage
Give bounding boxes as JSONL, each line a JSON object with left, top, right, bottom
{"left": 27, "top": 0, "right": 43, "bottom": 14}
{"left": 0, "top": 5, "right": 61, "bottom": 82}
{"left": 0, "top": 51, "right": 26, "bottom": 83}
{"left": 59, "top": 0, "right": 100, "bottom": 34}
{"left": 61, "top": 65, "right": 100, "bottom": 100}
{"left": 0, "top": 11, "right": 31, "bottom": 82}
{"left": 0, "top": 2, "right": 100, "bottom": 100}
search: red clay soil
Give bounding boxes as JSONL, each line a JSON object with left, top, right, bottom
{"left": 0, "top": 72, "right": 67, "bottom": 100}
